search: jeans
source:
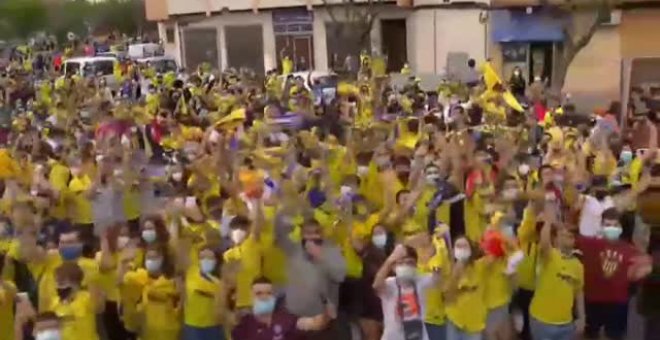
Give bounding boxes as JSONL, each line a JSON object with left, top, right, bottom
{"left": 425, "top": 322, "right": 447, "bottom": 340}
{"left": 182, "top": 325, "right": 225, "bottom": 340}
{"left": 446, "top": 320, "right": 482, "bottom": 340}
{"left": 529, "top": 317, "right": 574, "bottom": 340}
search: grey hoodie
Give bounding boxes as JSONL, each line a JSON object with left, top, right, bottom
{"left": 275, "top": 212, "right": 347, "bottom": 317}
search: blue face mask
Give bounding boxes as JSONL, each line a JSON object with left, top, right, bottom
{"left": 200, "top": 258, "right": 216, "bottom": 275}
{"left": 142, "top": 229, "right": 157, "bottom": 244}
{"left": 602, "top": 226, "right": 623, "bottom": 241}
{"left": 145, "top": 258, "right": 163, "bottom": 274}
{"left": 252, "top": 296, "right": 276, "bottom": 315}
{"left": 59, "top": 245, "right": 82, "bottom": 261}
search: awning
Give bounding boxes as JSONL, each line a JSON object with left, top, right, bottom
{"left": 491, "top": 9, "right": 566, "bottom": 42}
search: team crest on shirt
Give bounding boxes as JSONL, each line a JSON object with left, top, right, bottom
{"left": 273, "top": 324, "right": 283, "bottom": 340}
{"left": 600, "top": 249, "right": 623, "bottom": 278}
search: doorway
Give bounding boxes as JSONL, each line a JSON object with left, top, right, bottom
{"left": 529, "top": 42, "right": 554, "bottom": 84}
{"left": 275, "top": 35, "right": 314, "bottom": 72}
{"left": 381, "top": 19, "right": 407, "bottom": 73}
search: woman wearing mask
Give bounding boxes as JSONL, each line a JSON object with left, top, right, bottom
{"left": 444, "top": 236, "right": 488, "bottom": 340}
{"left": 134, "top": 216, "right": 171, "bottom": 268}
{"left": 373, "top": 244, "right": 441, "bottom": 340}
{"left": 120, "top": 245, "right": 180, "bottom": 340}
{"left": 182, "top": 245, "right": 227, "bottom": 340}
{"left": 51, "top": 262, "right": 101, "bottom": 340}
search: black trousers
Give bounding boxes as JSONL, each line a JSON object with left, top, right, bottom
{"left": 511, "top": 288, "right": 534, "bottom": 340}
{"left": 103, "top": 301, "right": 136, "bottom": 340}
{"left": 584, "top": 301, "right": 629, "bottom": 340}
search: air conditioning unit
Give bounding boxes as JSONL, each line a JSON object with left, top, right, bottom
{"left": 601, "top": 9, "right": 622, "bottom": 26}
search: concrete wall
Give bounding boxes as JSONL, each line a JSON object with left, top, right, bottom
{"left": 145, "top": 0, "right": 169, "bottom": 21}
{"left": 408, "top": 8, "right": 487, "bottom": 75}
{"left": 183, "top": 12, "right": 277, "bottom": 71}
{"left": 564, "top": 26, "right": 621, "bottom": 111}
{"left": 620, "top": 8, "right": 660, "bottom": 59}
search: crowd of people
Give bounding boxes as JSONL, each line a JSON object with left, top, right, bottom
{"left": 0, "top": 38, "right": 659, "bottom": 340}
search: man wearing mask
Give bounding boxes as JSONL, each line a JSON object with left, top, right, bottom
{"left": 232, "top": 277, "right": 330, "bottom": 339}
{"left": 577, "top": 208, "right": 652, "bottom": 340}
{"left": 275, "top": 211, "right": 346, "bottom": 339}
{"left": 529, "top": 209, "right": 585, "bottom": 340}
{"left": 50, "top": 262, "right": 100, "bottom": 340}
{"left": 17, "top": 229, "right": 99, "bottom": 313}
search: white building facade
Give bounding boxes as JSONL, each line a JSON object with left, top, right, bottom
{"left": 149, "top": 0, "right": 490, "bottom": 76}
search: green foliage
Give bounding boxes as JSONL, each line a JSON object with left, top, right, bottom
{"left": 0, "top": 0, "right": 152, "bottom": 41}
{"left": 0, "top": 0, "right": 48, "bottom": 39}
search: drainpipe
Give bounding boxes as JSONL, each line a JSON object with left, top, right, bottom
{"left": 433, "top": 9, "right": 437, "bottom": 74}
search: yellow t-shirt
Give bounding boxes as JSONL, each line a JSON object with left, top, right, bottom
{"left": 530, "top": 249, "right": 584, "bottom": 325}
{"left": 184, "top": 269, "right": 222, "bottom": 327}
{"left": 484, "top": 259, "right": 512, "bottom": 309}
{"left": 124, "top": 269, "right": 180, "bottom": 340}
{"left": 51, "top": 291, "right": 98, "bottom": 340}
{"left": 419, "top": 237, "right": 450, "bottom": 326}
{"left": 464, "top": 194, "right": 487, "bottom": 242}
{"left": 96, "top": 252, "right": 119, "bottom": 302}
{"left": 39, "top": 254, "right": 99, "bottom": 313}
{"left": 259, "top": 205, "right": 292, "bottom": 286}
{"left": 0, "top": 281, "right": 16, "bottom": 340}
{"left": 68, "top": 175, "right": 94, "bottom": 224}
{"left": 123, "top": 188, "right": 141, "bottom": 221}
{"left": 223, "top": 235, "right": 262, "bottom": 308}
{"left": 445, "top": 258, "right": 489, "bottom": 333}
{"left": 49, "top": 162, "right": 70, "bottom": 220}
{"left": 517, "top": 207, "right": 538, "bottom": 291}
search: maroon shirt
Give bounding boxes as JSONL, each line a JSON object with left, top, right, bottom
{"left": 231, "top": 309, "right": 303, "bottom": 340}
{"left": 577, "top": 236, "right": 643, "bottom": 303}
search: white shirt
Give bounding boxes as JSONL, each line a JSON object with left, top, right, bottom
{"left": 379, "top": 275, "right": 435, "bottom": 340}
{"left": 578, "top": 194, "right": 614, "bottom": 237}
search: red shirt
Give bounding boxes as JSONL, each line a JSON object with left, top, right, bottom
{"left": 231, "top": 309, "right": 303, "bottom": 340}
{"left": 577, "top": 236, "right": 642, "bottom": 303}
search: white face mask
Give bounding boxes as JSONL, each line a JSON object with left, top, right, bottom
{"left": 36, "top": 330, "right": 61, "bottom": 340}
{"left": 502, "top": 188, "right": 518, "bottom": 201}
{"left": 394, "top": 265, "right": 416, "bottom": 281}
{"left": 357, "top": 165, "right": 369, "bottom": 177}
{"left": 518, "top": 164, "right": 530, "bottom": 176}
{"left": 231, "top": 229, "right": 247, "bottom": 244}
{"left": 340, "top": 185, "right": 353, "bottom": 197}
{"left": 454, "top": 247, "right": 471, "bottom": 262}
{"left": 171, "top": 172, "right": 183, "bottom": 182}
{"left": 372, "top": 233, "right": 387, "bottom": 248}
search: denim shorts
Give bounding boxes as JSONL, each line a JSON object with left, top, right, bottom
{"left": 529, "top": 317, "right": 574, "bottom": 340}
{"left": 182, "top": 324, "right": 225, "bottom": 340}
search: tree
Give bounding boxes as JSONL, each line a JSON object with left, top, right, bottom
{"left": 0, "top": 0, "right": 48, "bottom": 39}
{"left": 545, "top": 0, "right": 615, "bottom": 102}
{"left": 321, "top": 0, "right": 385, "bottom": 50}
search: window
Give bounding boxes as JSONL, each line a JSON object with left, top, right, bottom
{"left": 166, "top": 28, "right": 175, "bottom": 43}
{"left": 64, "top": 62, "right": 80, "bottom": 76}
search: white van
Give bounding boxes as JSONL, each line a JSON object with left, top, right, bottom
{"left": 63, "top": 56, "right": 119, "bottom": 88}
{"left": 128, "top": 43, "right": 163, "bottom": 60}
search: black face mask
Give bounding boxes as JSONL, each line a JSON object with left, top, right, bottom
{"left": 57, "top": 286, "right": 72, "bottom": 300}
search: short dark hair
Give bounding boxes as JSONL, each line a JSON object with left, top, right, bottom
{"left": 229, "top": 215, "right": 250, "bottom": 229}
{"left": 602, "top": 207, "right": 621, "bottom": 222}
{"left": 403, "top": 245, "right": 418, "bottom": 262}
{"left": 252, "top": 276, "right": 272, "bottom": 286}
{"left": 55, "top": 262, "right": 84, "bottom": 285}
{"left": 467, "top": 59, "right": 476, "bottom": 68}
